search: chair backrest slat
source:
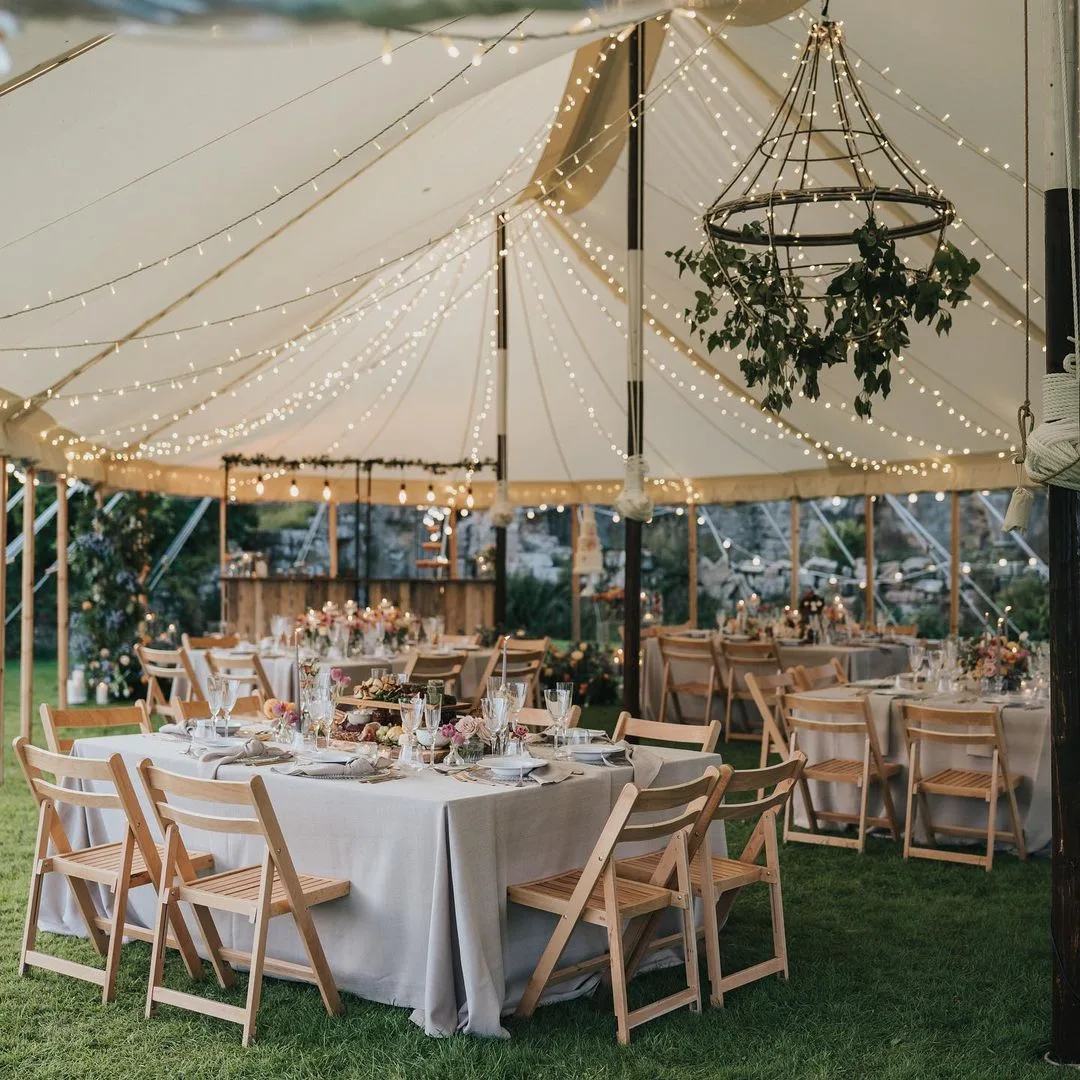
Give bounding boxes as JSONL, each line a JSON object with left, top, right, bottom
{"left": 613, "top": 712, "right": 720, "bottom": 753}
{"left": 782, "top": 691, "right": 871, "bottom": 736}
{"left": 901, "top": 702, "right": 1001, "bottom": 747}
{"left": 40, "top": 701, "right": 152, "bottom": 754}
{"left": 177, "top": 694, "right": 264, "bottom": 722}
{"left": 745, "top": 670, "right": 795, "bottom": 731}
{"left": 182, "top": 633, "right": 240, "bottom": 650}
{"left": 658, "top": 634, "right": 720, "bottom": 666}
{"left": 138, "top": 761, "right": 264, "bottom": 841}
{"left": 158, "top": 801, "right": 266, "bottom": 835}
{"left": 710, "top": 754, "right": 807, "bottom": 822}
{"left": 793, "top": 658, "right": 847, "bottom": 691}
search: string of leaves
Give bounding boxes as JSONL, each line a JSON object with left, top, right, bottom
{"left": 669, "top": 217, "right": 980, "bottom": 417}
{"left": 222, "top": 455, "right": 496, "bottom": 475}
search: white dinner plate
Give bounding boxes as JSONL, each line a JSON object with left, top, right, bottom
{"left": 305, "top": 749, "right": 357, "bottom": 764}
{"left": 569, "top": 742, "right": 625, "bottom": 761}
{"left": 486, "top": 755, "right": 546, "bottom": 779}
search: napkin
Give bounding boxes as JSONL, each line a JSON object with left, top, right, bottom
{"left": 571, "top": 740, "right": 664, "bottom": 790}
{"left": 278, "top": 757, "right": 386, "bottom": 780}
{"left": 157, "top": 721, "right": 193, "bottom": 737}
{"left": 530, "top": 761, "right": 577, "bottom": 785}
{"left": 201, "top": 738, "right": 289, "bottom": 778}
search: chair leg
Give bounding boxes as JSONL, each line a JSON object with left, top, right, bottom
{"left": 675, "top": 833, "right": 701, "bottom": 1014}
{"left": 986, "top": 752, "right": 1000, "bottom": 874}
{"left": 856, "top": 740, "right": 872, "bottom": 855}
{"left": 696, "top": 853, "right": 722, "bottom": 1008}
{"left": 242, "top": 859, "right": 275, "bottom": 1047}
{"left": 515, "top": 903, "right": 580, "bottom": 1020}
{"left": 1004, "top": 771, "right": 1027, "bottom": 861}
{"left": 102, "top": 836, "right": 136, "bottom": 1004}
{"left": 903, "top": 744, "right": 917, "bottom": 861}
{"left": 145, "top": 827, "right": 179, "bottom": 1020}
{"left": 764, "top": 818, "right": 789, "bottom": 981}
{"left": 658, "top": 665, "right": 670, "bottom": 723}
{"left": 603, "top": 867, "right": 631, "bottom": 1046}
{"left": 724, "top": 687, "right": 734, "bottom": 743}
{"left": 19, "top": 804, "right": 52, "bottom": 977}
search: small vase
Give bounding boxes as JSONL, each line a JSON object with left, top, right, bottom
{"left": 460, "top": 736, "right": 485, "bottom": 765}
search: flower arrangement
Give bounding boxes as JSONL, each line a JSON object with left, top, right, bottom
{"left": 960, "top": 634, "right": 1031, "bottom": 690}
{"left": 543, "top": 642, "right": 620, "bottom": 706}
{"left": 263, "top": 697, "right": 299, "bottom": 739}
{"left": 440, "top": 715, "right": 485, "bottom": 764}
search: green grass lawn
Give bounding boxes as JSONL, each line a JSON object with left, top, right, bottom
{"left": 0, "top": 663, "right": 1052, "bottom": 1079}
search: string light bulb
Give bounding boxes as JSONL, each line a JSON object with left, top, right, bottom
{"left": 255, "top": 475, "right": 265, "bottom": 496}
{"left": 398, "top": 483, "right": 407, "bottom": 505}
{"left": 442, "top": 36, "right": 460, "bottom": 59}
{"left": 381, "top": 33, "right": 393, "bottom": 65}
{"left": 426, "top": 483, "right": 435, "bottom": 503}
{"left": 466, "top": 486, "right": 474, "bottom": 509}
{"left": 322, "top": 479, "right": 331, "bottom": 502}
{"left": 471, "top": 43, "right": 484, "bottom": 66}
{"left": 289, "top": 477, "right": 299, "bottom": 498}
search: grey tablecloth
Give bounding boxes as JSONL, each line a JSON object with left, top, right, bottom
{"left": 789, "top": 688, "right": 1051, "bottom": 853}
{"left": 39, "top": 733, "right": 723, "bottom": 1037}
{"left": 640, "top": 633, "right": 909, "bottom": 722}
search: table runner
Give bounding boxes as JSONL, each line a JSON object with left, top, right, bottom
{"left": 39, "top": 733, "right": 723, "bottom": 1037}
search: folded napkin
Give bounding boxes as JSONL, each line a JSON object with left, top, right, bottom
{"left": 570, "top": 740, "right": 664, "bottom": 790}
{"left": 530, "top": 761, "right": 577, "bottom": 785}
{"left": 201, "top": 738, "right": 289, "bottom": 778}
{"left": 278, "top": 757, "right": 386, "bottom": 780}
{"left": 157, "top": 721, "right": 193, "bottom": 738}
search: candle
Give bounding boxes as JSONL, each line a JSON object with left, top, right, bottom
{"left": 501, "top": 637, "right": 508, "bottom": 685}
{"left": 295, "top": 629, "right": 301, "bottom": 702}
{"left": 95, "top": 681, "right": 109, "bottom": 705}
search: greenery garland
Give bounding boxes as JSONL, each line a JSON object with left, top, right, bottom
{"left": 222, "top": 454, "right": 496, "bottom": 474}
{"left": 669, "top": 217, "right": 980, "bottom": 417}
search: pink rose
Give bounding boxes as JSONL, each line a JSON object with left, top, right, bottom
{"left": 511, "top": 724, "right": 528, "bottom": 740}
{"left": 270, "top": 700, "right": 286, "bottom": 718}
{"left": 455, "top": 716, "right": 478, "bottom": 738}
{"left": 439, "top": 723, "right": 457, "bottom": 740}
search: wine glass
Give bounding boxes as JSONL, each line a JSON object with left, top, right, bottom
{"left": 422, "top": 701, "right": 442, "bottom": 769}
{"left": 400, "top": 693, "right": 425, "bottom": 768}
{"left": 205, "top": 675, "right": 224, "bottom": 739}
{"left": 908, "top": 643, "right": 926, "bottom": 681}
{"left": 545, "top": 687, "right": 570, "bottom": 758}
{"left": 483, "top": 691, "right": 511, "bottom": 756}
{"left": 487, "top": 675, "right": 505, "bottom": 698}
{"left": 422, "top": 617, "right": 438, "bottom": 647}
{"left": 219, "top": 678, "right": 238, "bottom": 738}
{"left": 507, "top": 681, "right": 528, "bottom": 729}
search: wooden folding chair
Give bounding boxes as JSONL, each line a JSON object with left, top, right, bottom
{"left": 135, "top": 644, "right": 203, "bottom": 725}
{"left": 505, "top": 635, "right": 551, "bottom": 656}
{"left": 744, "top": 670, "right": 797, "bottom": 796}
{"left": 177, "top": 694, "right": 265, "bottom": 723}
{"left": 781, "top": 692, "right": 901, "bottom": 852}
{"left": 137, "top": 763, "right": 350, "bottom": 1046}
{"left": 509, "top": 765, "right": 730, "bottom": 1045}
{"left": 475, "top": 638, "right": 545, "bottom": 706}
{"left": 620, "top": 754, "right": 806, "bottom": 1006}
{"left": 889, "top": 625, "right": 918, "bottom": 637}
{"left": 182, "top": 633, "right": 240, "bottom": 650}
{"left": 40, "top": 701, "right": 152, "bottom": 754}
{"left": 792, "top": 657, "right": 847, "bottom": 691}
{"left": 515, "top": 705, "right": 582, "bottom": 729}
{"left": 13, "top": 737, "right": 211, "bottom": 1003}
{"left": 613, "top": 711, "right": 721, "bottom": 753}
{"left": 900, "top": 702, "right": 1026, "bottom": 871}
{"left": 721, "top": 640, "right": 779, "bottom": 742}
{"left": 405, "top": 650, "right": 467, "bottom": 698}
{"left": 440, "top": 633, "right": 480, "bottom": 648}
{"left": 206, "top": 651, "right": 274, "bottom": 699}
{"left": 656, "top": 633, "right": 725, "bottom": 725}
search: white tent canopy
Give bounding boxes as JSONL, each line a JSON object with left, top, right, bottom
{"left": 0, "top": 0, "right": 1045, "bottom": 504}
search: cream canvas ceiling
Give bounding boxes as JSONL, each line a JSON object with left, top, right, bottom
{"left": 0, "top": 0, "right": 1045, "bottom": 504}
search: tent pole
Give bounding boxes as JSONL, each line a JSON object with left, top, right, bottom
{"left": 494, "top": 211, "right": 509, "bottom": 632}
{"left": 864, "top": 495, "right": 875, "bottom": 628}
{"left": 448, "top": 508, "right": 458, "bottom": 579}
{"left": 688, "top": 501, "right": 698, "bottom": 628}
{"left": 0, "top": 458, "right": 7, "bottom": 781}
{"left": 949, "top": 492, "right": 960, "bottom": 636}
{"left": 789, "top": 498, "right": 799, "bottom": 610}
{"left": 622, "top": 21, "right": 646, "bottom": 714}
{"left": 20, "top": 467, "right": 35, "bottom": 742}
{"left": 219, "top": 465, "right": 228, "bottom": 631}
{"left": 328, "top": 500, "right": 338, "bottom": 579}
{"left": 1045, "top": 0, "right": 1080, "bottom": 1060}
{"left": 56, "top": 476, "right": 69, "bottom": 708}
{"left": 570, "top": 505, "right": 581, "bottom": 642}
{"left": 364, "top": 464, "right": 373, "bottom": 606}
{"left": 354, "top": 463, "right": 361, "bottom": 604}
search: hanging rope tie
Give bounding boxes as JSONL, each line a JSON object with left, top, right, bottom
{"left": 614, "top": 453, "right": 654, "bottom": 522}
{"left": 488, "top": 479, "right": 514, "bottom": 528}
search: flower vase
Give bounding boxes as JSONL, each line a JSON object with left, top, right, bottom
{"left": 460, "top": 736, "right": 484, "bottom": 765}
{"left": 445, "top": 743, "right": 464, "bottom": 767}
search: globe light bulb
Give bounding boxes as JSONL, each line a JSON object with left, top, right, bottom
{"left": 322, "top": 480, "right": 331, "bottom": 502}
{"left": 289, "top": 478, "right": 299, "bottom": 498}
{"left": 426, "top": 484, "right": 435, "bottom": 503}
{"left": 255, "top": 476, "right": 265, "bottom": 496}
{"left": 398, "top": 483, "right": 407, "bottom": 505}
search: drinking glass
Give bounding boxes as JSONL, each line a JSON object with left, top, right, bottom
{"left": 399, "top": 693, "right": 425, "bottom": 768}
{"left": 422, "top": 702, "right": 442, "bottom": 769}
{"left": 219, "top": 679, "right": 238, "bottom": 737}
{"left": 483, "top": 691, "right": 511, "bottom": 755}
{"left": 426, "top": 680, "right": 444, "bottom": 708}
{"left": 545, "top": 687, "right": 570, "bottom": 758}
{"left": 422, "top": 617, "right": 438, "bottom": 647}
{"left": 908, "top": 643, "right": 926, "bottom": 681}
{"left": 487, "top": 675, "right": 506, "bottom": 697}
{"left": 507, "top": 681, "right": 528, "bottom": 727}
{"left": 205, "top": 675, "right": 224, "bottom": 734}
{"left": 370, "top": 667, "right": 388, "bottom": 684}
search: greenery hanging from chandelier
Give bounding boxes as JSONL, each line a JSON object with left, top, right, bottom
{"left": 669, "top": 218, "right": 979, "bottom": 418}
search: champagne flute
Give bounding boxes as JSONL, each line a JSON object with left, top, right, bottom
{"left": 422, "top": 701, "right": 442, "bottom": 769}
{"left": 219, "top": 678, "right": 238, "bottom": 738}
{"left": 908, "top": 643, "right": 926, "bottom": 681}
{"left": 400, "top": 693, "right": 424, "bottom": 768}
{"left": 507, "top": 681, "right": 528, "bottom": 729}
{"left": 545, "top": 687, "right": 570, "bottom": 758}
{"left": 484, "top": 691, "right": 511, "bottom": 756}
{"left": 205, "top": 675, "right": 224, "bottom": 741}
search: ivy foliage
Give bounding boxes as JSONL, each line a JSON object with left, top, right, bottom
{"left": 669, "top": 216, "right": 980, "bottom": 417}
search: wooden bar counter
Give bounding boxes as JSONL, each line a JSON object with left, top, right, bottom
{"left": 221, "top": 576, "right": 495, "bottom": 640}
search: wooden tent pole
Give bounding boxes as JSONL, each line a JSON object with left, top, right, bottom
{"left": 1045, "top": 0, "right": 1080, "bottom": 1058}
{"left": 20, "top": 467, "right": 35, "bottom": 742}
{"left": 865, "top": 495, "right": 875, "bottom": 628}
{"left": 570, "top": 505, "right": 581, "bottom": 642}
{"left": 328, "top": 500, "right": 339, "bottom": 579}
{"left": 789, "top": 498, "right": 800, "bottom": 610}
{"left": 949, "top": 491, "right": 960, "bottom": 636}
{"left": 447, "top": 508, "right": 458, "bottom": 579}
{"left": 0, "top": 459, "right": 7, "bottom": 780}
{"left": 494, "top": 210, "right": 509, "bottom": 632}
{"left": 688, "top": 502, "right": 699, "bottom": 628}
{"left": 364, "top": 464, "right": 374, "bottom": 606}
{"left": 622, "top": 22, "right": 646, "bottom": 714}
{"left": 219, "top": 465, "right": 228, "bottom": 630}
{"left": 56, "top": 477, "right": 69, "bottom": 708}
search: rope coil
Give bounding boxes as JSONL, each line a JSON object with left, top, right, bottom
{"left": 614, "top": 454, "right": 654, "bottom": 522}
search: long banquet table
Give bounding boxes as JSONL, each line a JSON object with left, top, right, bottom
{"left": 39, "top": 733, "right": 725, "bottom": 1037}
{"left": 790, "top": 685, "right": 1051, "bottom": 852}
{"left": 640, "top": 633, "right": 910, "bottom": 722}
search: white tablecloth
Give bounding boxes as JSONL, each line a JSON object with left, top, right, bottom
{"left": 39, "top": 734, "right": 724, "bottom": 1036}
{"left": 640, "top": 634, "right": 910, "bottom": 722}
{"left": 790, "top": 687, "right": 1051, "bottom": 853}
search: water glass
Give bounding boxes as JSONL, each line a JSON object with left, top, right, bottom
{"left": 545, "top": 687, "right": 570, "bottom": 758}
{"left": 908, "top": 643, "right": 926, "bottom": 680}
{"left": 483, "top": 692, "right": 511, "bottom": 755}
{"left": 219, "top": 678, "right": 238, "bottom": 737}
{"left": 399, "top": 693, "right": 425, "bottom": 768}
{"left": 206, "top": 675, "right": 224, "bottom": 731}
{"left": 487, "top": 675, "right": 505, "bottom": 697}
{"left": 507, "top": 681, "right": 528, "bottom": 723}
{"left": 422, "top": 702, "right": 442, "bottom": 769}
{"left": 426, "top": 680, "right": 444, "bottom": 708}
